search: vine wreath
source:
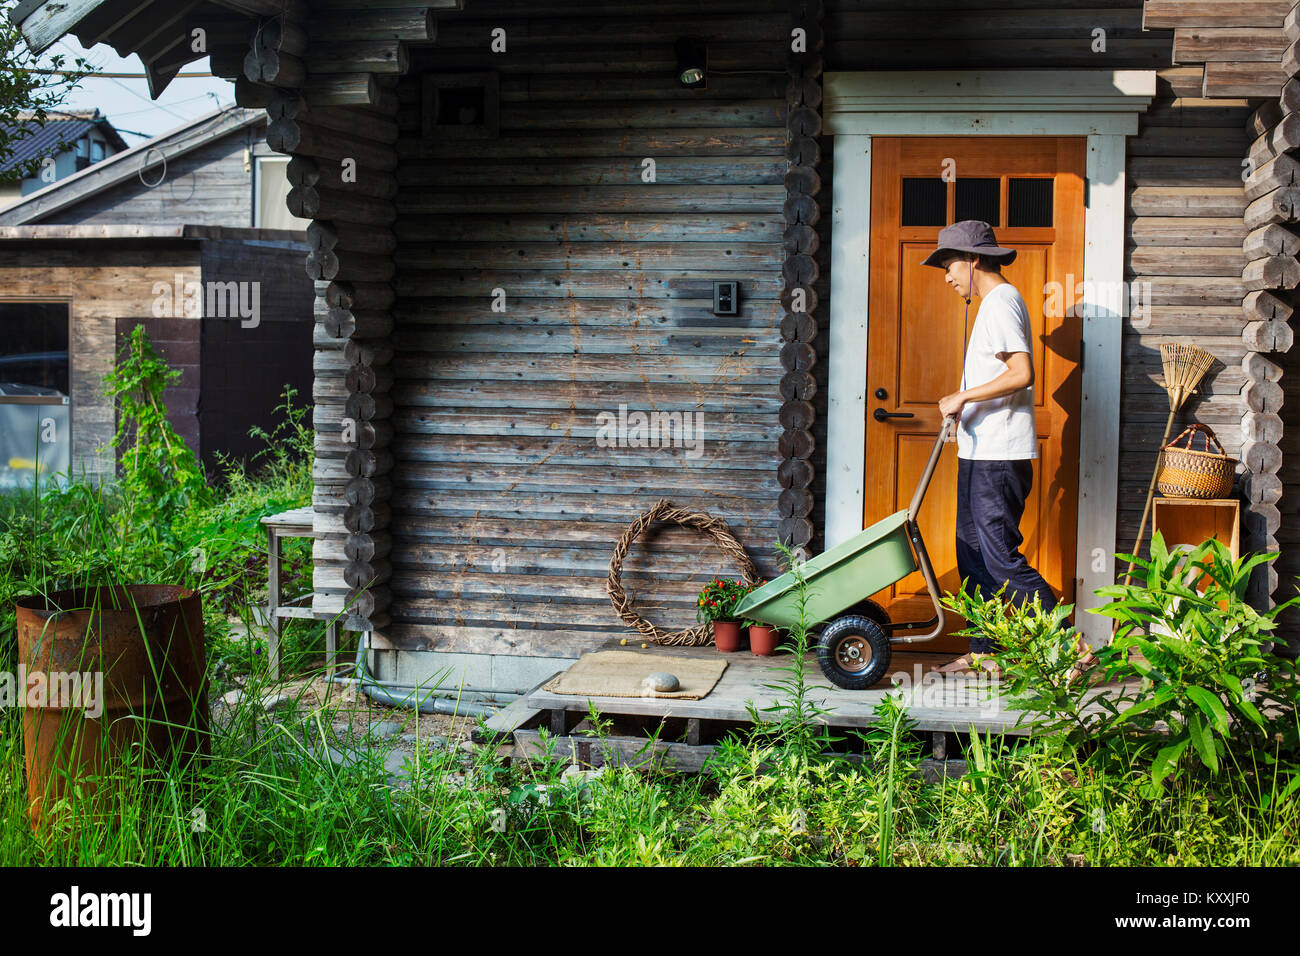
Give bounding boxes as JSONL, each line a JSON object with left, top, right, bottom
{"left": 605, "top": 499, "right": 760, "bottom": 646}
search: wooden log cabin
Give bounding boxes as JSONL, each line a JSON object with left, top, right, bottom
{"left": 12, "top": 0, "right": 1300, "bottom": 694}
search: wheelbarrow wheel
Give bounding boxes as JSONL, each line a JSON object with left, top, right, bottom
{"left": 844, "top": 598, "right": 890, "bottom": 631}
{"left": 816, "top": 615, "right": 891, "bottom": 690}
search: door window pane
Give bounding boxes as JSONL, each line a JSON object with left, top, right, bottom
{"left": 1009, "top": 178, "right": 1054, "bottom": 227}
{"left": 955, "top": 177, "right": 999, "bottom": 226}
{"left": 901, "top": 178, "right": 946, "bottom": 227}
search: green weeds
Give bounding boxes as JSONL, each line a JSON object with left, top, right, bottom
{"left": 2, "top": 333, "right": 1299, "bottom": 865}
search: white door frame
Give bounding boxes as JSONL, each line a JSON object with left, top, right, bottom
{"left": 821, "top": 70, "right": 1156, "bottom": 646}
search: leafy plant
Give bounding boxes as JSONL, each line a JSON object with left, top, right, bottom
{"left": 102, "top": 325, "right": 211, "bottom": 550}
{"left": 695, "top": 577, "right": 751, "bottom": 624}
{"left": 180, "top": 384, "right": 314, "bottom": 617}
{"left": 1093, "top": 533, "right": 1300, "bottom": 793}
{"left": 741, "top": 543, "right": 834, "bottom": 756}
{"left": 942, "top": 584, "right": 1100, "bottom": 752}
{"left": 947, "top": 533, "right": 1300, "bottom": 797}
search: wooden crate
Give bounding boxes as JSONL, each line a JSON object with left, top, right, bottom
{"left": 1151, "top": 498, "right": 1241, "bottom": 606}
{"left": 1151, "top": 498, "right": 1240, "bottom": 559}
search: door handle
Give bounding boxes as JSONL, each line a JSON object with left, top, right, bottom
{"left": 873, "top": 408, "right": 916, "bottom": 422}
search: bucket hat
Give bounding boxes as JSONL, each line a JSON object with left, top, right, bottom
{"left": 921, "top": 220, "right": 1017, "bottom": 268}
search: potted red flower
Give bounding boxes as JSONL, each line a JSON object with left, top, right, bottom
{"left": 696, "top": 578, "right": 749, "bottom": 652}
{"left": 742, "top": 579, "right": 780, "bottom": 655}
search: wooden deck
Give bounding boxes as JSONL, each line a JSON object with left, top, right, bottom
{"left": 524, "top": 645, "right": 1131, "bottom": 739}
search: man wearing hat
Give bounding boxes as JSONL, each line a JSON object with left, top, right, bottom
{"left": 920, "top": 221, "right": 1059, "bottom": 675}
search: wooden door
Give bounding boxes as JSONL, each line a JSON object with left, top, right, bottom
{"left": 865, "top": 137, "right": 1084, "bottom": 651}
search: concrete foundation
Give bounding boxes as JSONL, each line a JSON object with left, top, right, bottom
{"left": 373, "top": 647, "right": 577, "bottom": 698}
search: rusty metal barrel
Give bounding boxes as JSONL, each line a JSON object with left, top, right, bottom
{"left": 15, "top": 585, "right": 208, "bottom": 829}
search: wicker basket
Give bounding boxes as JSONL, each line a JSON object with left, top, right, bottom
{"left": 1156, "top": 424, "right": 1237, "bottom": 499}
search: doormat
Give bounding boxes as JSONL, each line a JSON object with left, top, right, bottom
{"left": 542, "top": 650, "right": 728, "bottom": 700}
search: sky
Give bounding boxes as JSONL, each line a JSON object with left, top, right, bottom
{"left": 43, "top": 36, "right": 237, "bottom": 143}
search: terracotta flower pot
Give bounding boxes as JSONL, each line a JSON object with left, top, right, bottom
{"left": 748, "top": 625, "right": 781, "bottom": 656}
{"left": 712, "top": 620, "right": 743, "bottom": 652}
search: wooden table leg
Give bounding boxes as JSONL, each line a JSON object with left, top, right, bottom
{"left": 931, "top": 731, "right": 947, "bottom": 761}
{"left": 326, "top": 619, "right": 339, "bottom": 676}
{"left": 686, "top": 718, "right": 702, "bottom": 747}
{"left": 267, "top": 526, "right": 281, "bottom": 680}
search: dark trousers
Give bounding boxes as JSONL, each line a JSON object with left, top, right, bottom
{"left": 956, "top": 458, "right": 1058, "bottom": 653}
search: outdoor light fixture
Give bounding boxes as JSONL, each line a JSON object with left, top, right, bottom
{"left": 676, "top": 37, "right": 707, "bottom": 88}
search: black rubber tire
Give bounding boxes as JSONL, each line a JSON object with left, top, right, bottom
{"left": 810, "top": 598, "right": 889, "bottom": 638}
{"left": 816, "top": 615, "right": 892, "bottom": 690}
{"left": 843, "top": 598, "right": 890, "bottom": 631}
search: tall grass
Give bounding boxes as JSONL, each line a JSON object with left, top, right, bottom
{"left": 5, "top": 682, "right": 1300, "bottom": 866}
{"left": 2, "top": 336, "right": 1299, "bottom": 865}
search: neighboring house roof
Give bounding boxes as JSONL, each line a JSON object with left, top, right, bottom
{"left": 0, "top": 109, "right": 128, "bottom": 178}
{"left": 0, "top": 106, "right": 264, "bottom": 226}
{"left": 0, "top": 223, "right": 306, "bottom": 243}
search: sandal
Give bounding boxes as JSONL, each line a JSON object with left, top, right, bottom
{"left": 1064, "top": 650, "right": 1103, "bottom": 687}
{"left": 935, "top": 653, "right": 976, "bottom": 675}
{"left": 936, "top": 653, "right": 994, "bottom": 676}
{"left": 971, "top": 653, "right": 1002, "bottom": 678}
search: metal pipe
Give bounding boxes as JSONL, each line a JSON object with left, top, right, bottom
{"left": 359, "top": 682, "right": 496, "bottom": 718}
{"left": 331, "top": 632, "right": 512, "bottom": 717}
{"left": 326, "top": 673, "right": 507, "bottom": 700}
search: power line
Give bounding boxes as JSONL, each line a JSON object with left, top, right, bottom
{"left": 105, "top": 92, "right": 228, "bottom": 120}
{"left": 55, "top": 40, "right": 189, "bottom": 123}
{"left": 14, "top": 68, "right": 216, "bottom": 78}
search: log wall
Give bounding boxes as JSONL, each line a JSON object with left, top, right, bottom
{"left": 230, "top": 1, "right": 412, "bottom": 639}
{"left": 1124, "top": 67, "right": 1253, "bottom": 570}
{"left": 380, "top": 0, "right": 791, "bottom": 658}
{"left": 1145, "top": 0, "right": 1298, "bottom": 653}
{"left": 1262, "top": 2, "right": 1300, "bottom": 647}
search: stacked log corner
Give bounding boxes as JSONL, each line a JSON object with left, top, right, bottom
{"left": 779, "top": 0, "right": 823, "bottom": 561}
{"left": 234, "top": 8, "right": 401, "bottom": 634}
{"left": 1239, "top": 2, "right": 1300, "bottom": 612}
{"left": 213, "top": 0, "right": 421, "bottom": 111}
{"left": 316, "top": 94, "right": 399, "bottom": 635}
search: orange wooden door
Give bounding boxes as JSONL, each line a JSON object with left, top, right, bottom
{"left": 865, "top": 137, "right": 1084, "bottom": 652}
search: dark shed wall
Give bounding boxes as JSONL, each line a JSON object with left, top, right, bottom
{"left": 378, "top": 1, "right": 791, "bottom": 657}
{"left": 199, "top": 238, "right": 315, "bottom": 474}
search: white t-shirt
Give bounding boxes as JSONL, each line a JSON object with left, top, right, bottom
{"left": 957, "top": 283, "right": 1037, "bottom": 461}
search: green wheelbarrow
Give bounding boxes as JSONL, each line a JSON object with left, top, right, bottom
{"left": 733, "top": 416, "right": 955, "bottom": 689}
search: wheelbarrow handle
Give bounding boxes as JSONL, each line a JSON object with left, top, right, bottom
{"left": 907, "top": 415, "right": 956, "bottom": 523}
